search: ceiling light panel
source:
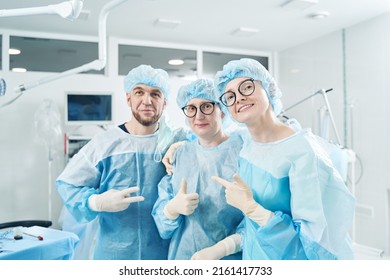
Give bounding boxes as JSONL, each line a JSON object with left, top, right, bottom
{"left": 168, "top": 59, "right": 184, "bottom": 65}
{"left": 231, "top": 27, "right": 259, "bottom": 37}
{"left": 281, "top": 0, "right": 318, "bottom": 10}
{"left": 309, "top": 11, "right": 330, "bottom": 20}
{"left": 9, "top": 48, "right": 21, "bottom": 55}
{"left": 12, "top": 67, "right": 27, "bottom": 73}
{"left": 153, "top": 18, "right": 181, "bottom": 29}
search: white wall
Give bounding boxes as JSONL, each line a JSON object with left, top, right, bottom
{"left": 278, "top": 13, "right": 390, "bottom": 254}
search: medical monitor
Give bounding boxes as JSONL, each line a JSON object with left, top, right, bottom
{"left": 65, "top": 91, "right": 113, "bottom": 126}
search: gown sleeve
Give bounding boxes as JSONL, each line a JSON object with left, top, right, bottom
{"left": 152, "top": 174, "right": 183, "bottom": 239}
{"left": 245, "top": 140, "right": 354, "bottom": 259}
{"left": 55, "top": 147, "right": 101, "bottom": 223}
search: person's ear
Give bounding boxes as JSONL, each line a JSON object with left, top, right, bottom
{"left": 162, "top": 99, "right": 167, "bottom": 110}
{"left": 126, "top": 93, "right": 132, "bottom": 107}
{"left": 217, "top": 105, "right": 225, "bottom": 119}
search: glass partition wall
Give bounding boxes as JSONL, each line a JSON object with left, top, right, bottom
{"left": 9, "top": 36, "right": 102, "bottom": 74}
{"left": 202, "top": 51, "right": 268, "bottom": 78}
{"left": 1, "top": 33, "right": 270, "bottom": 80}
{"left": 118, "top": 44, "right": 269, "bottom": 79}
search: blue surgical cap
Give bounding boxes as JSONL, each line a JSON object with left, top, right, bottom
{"left": 176, "top": 78, "right": 227, "bottom": 114}
{"left": 214, "top": 58, "right": 283, "bottom": 116}
{"left": 124, "top": 65, "right": 170, "bottom": 100}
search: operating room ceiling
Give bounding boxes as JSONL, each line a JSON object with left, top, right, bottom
{"left": 1, "top": 0, "right": 389, "bottom": 52}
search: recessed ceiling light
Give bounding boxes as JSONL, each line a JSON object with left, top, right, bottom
{"left": 12, "top": 67, "right": 27, "bottom": 73}
{"left": 168, "top": 59, "right": 184, "bottom": 65}
{"left": 231, "top": 27, "right": 259, "bottom": 37}
{"left": 9, "top": 48, "right": 21, "bottom": 55}
{"left": 154, "top": 18, "right": 181, "bottom": 29}
{"left": 309, "top": 11, "right": 330, "bottom": 20}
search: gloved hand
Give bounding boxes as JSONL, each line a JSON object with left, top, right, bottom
{"left": 88, "top": 187, "right": 144, "bottom": 212}
{"left": 212, "top": 173, "right": 273, "bottom": 226}
{"left": 162, "top": 141, "right": 186, "bottom": 175}
{"left": 191, "top": 234, "right": 241, "bottom": 260}
{"left": 164, "top": 179, "right": 199, "bottom": 220}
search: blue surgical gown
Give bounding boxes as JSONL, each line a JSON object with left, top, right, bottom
{"left": 152, "top": 133, "right": 244, "bottom": 260}
{"left": 56, "top": 126, "right": 187, "bottom": 260}
{"left": 238, "top": 128, "right": 355, "bottom": 260}
{"left": 58, "top": 206, "right": 98, "bottom": 259}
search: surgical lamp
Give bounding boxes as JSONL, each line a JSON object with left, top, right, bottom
{"left": 0, "top": 0, "right": 84, "bottom": 21}
{"left": 0, "top": 0, "right": 129, "bottom": 109}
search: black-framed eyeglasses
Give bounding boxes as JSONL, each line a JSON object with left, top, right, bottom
{"left": 181, "top": 102, "right": 216, "bottom": 118}
{"left": 219, "top": 78, "right": 255, "bottom": 107}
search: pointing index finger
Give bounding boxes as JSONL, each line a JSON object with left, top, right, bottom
{"left": 211, "top": 175, "right": 232, "bottom": 189}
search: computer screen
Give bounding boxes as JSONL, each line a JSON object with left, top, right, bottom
{"left": 65, "top": 92, "right": 113, "bottom": 126}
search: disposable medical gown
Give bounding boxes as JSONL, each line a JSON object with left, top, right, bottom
{"left": 238, "top": 128, "right": 355, "bottom": 260}
{"left": 56, "top": 127, "right": 187, "bottom": 260}
{"left": 58, "top": 206, "right": 98, "bottom": 259}
{"left": 152, "top": 133, "right": 244, "bottom": 260}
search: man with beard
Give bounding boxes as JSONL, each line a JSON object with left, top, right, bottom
{"left": 56, "top": 65, "right": 189, "bottom": 259}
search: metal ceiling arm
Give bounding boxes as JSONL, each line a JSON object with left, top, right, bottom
{"left": 10, "top": 0, "right": 128, "bottom": 95}
{"left": 0, "top": 0, "right": 84, "bottom": 21}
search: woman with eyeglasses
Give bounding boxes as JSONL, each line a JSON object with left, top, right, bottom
{"left": 152, "top": 78, "right": 245, "bottom": 260}
{"left": 212, "top": 58, "right": 355, "bottom": 260}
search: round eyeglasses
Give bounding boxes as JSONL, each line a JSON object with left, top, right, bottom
{"left": 219, "top": 78, "right": 255, "bottom": 107}
{"left": 182, "top": 102, "right": 216, "bottom": 118}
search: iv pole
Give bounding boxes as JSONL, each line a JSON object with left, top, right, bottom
{"left": 282, "top": 88, "right": 342, "bottom": 145}
{"left": 282, "top": 88, "right": 383, "bottom": 255}
{"left": 282, "top": 88, "right": 357, "bottom": 240}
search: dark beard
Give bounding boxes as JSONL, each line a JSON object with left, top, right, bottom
{"left": 132, "top": 111, "right": 160, "bottom": 127}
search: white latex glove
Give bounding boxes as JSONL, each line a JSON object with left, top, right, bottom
{"left": 163, "top": 179, "right": 199, "bottom": 220}
{"left": 88, "top": 187, "right": 144, "bottom": 212}
{"left": 191, "top": 234, "right": 241, "bottom": 260}
{"left": 212, "top": 173, "right": 273, "bottom": 226}
{"left": 162, "top": 141, "right": 186, "bottom": 175}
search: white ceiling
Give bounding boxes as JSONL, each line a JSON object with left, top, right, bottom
{"left": 1, "top": 0, "right": 390, "bottom": 52}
